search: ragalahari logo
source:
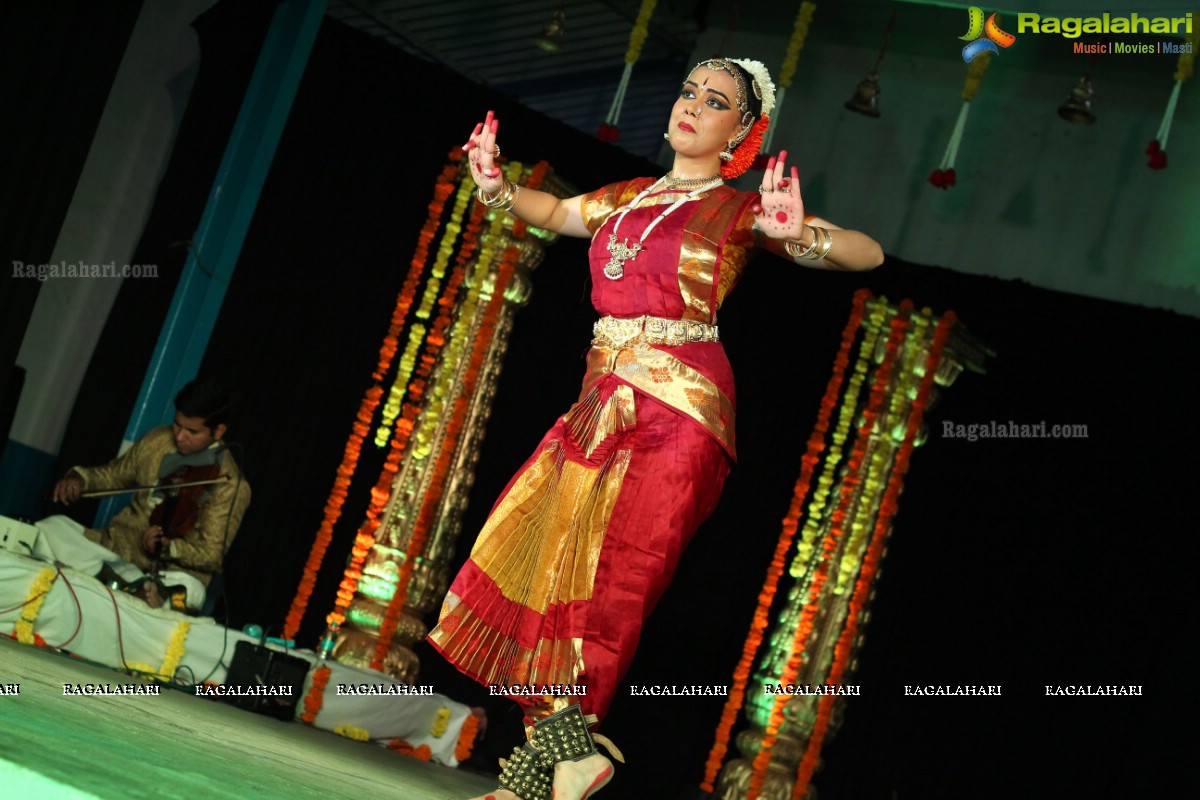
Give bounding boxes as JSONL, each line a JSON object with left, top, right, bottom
{"left": 960, "top": 7, "right": 1016, "bottom": 62}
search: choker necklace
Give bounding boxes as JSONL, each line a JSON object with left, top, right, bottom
{"left": 663, "top": 172, "right": 723, "bottom": 190}
{"left": 600, "top": 175, "right": 723, "bottom": 280}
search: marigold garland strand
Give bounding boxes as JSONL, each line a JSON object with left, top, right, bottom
{"left": 763, "top": 1, "right": 817, "bottom": 152}
{"left": 283, "top": 155, "right": 462, "bottom": 641}
{"left": 792, "top": 299, "right": 886, "bottom": 574}
{"left": 300, "top": 665, "right": 331, "bottom": 724}
{"left": 455, "top": 711, "right": 482, "bottom": 762}
{"left": 700, "top": 288, "right": 869, "bottom": 792}
{"left": 746, "top": 302, "right": 909, "bottom": 799}
{"left": 14, "top": 568, "right": 56, "bottom": 645}
{"left": 371, "top": 160, "right": 547, "bottom": 670}
{"left": 835, "top": 312, "right": 928, "bottom": 592}
{"left": 599, "top": 0, "right": 658, "bottom": 140}
{"left": 376, "top": 168, "right": 476, "bottom": 446}
{"left": 791, "top": 309, "right": 955, "bottom": 799}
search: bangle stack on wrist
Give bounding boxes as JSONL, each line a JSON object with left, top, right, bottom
{"left": 784, "top": 224, "right": 833, "bottom": 260}
{"left": 477, "top": 179, "right": 520, "bottom": 212}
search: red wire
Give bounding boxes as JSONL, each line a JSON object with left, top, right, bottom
{"left": 47, "top": 566, "right": 84, "bottom": 649}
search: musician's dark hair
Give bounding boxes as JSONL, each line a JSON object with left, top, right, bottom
{"left": 174, "top": 378, "right": 231, "bottom": 432}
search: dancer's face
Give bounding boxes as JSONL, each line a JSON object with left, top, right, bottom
{"left": 666, "top": 66, "right": 745, "bottom": 160}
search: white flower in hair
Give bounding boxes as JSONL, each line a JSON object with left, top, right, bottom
{"left": 730, "top": 58, "right": 777, "bottom": 117}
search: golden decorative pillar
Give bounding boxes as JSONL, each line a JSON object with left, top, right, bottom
{"left": 333, "top": 165, "right": 574, "bottom": 680}
{"left": 715, "top": 298, "right": 991, "bottom": 799}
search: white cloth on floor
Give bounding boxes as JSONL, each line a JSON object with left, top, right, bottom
{"left": 33, "top": 515, "right": 206, "bottom": 610}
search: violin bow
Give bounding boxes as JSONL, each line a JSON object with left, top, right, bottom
{"left": 78, "top": 475, "right": 231, "bottom": 499}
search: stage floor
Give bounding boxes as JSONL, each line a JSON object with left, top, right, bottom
{"left": 0, "top": 636, "right": 495, "bottom": 799}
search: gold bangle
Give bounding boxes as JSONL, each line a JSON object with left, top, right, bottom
{"left": 812, "top": 226, "right": 833, "bottom": 259}
{"left": 784, "top": 225, "right": 819, "bottom": 259}
{"left": 477, "top": 179, "right": 519, "bottom": 211}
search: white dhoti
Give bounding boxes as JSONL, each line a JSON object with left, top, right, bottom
{"left": 33, "top": 516, "right": 207, "bottom": 610}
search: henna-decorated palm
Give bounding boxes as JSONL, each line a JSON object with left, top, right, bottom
{"left": 752, "top": 149, "right": 807, "bottom": 240}
{"left": 462, "top": 109, "right": 504, "bottom": 190}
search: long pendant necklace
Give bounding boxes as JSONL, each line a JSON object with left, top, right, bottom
{"left": 600, "top": 175, "right": 723, "bottom": 280}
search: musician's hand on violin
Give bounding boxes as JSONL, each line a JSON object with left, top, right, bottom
{"left": 52, "top": 472, "right": 84, "bottom": 505}
{"left": 143, "top": 525, "right": 165, "bottom": 556}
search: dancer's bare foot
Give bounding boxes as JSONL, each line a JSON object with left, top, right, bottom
{"left": 552, "top": 753, "right": 614, "bottom": 800}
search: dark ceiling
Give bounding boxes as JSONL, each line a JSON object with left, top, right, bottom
{"left": 325, "top": 0, "right": 1200, "bottom": 161}
{"left": 327, "top": 0, "right": 708, "bottom": 160}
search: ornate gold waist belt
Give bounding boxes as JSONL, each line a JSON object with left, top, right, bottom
{"left": 592, "top": 315, "right": 720, "bottom": 349}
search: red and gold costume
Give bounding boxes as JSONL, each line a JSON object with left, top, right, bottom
{"left": 429, "top": 178, "right": 782, "bottom": 722}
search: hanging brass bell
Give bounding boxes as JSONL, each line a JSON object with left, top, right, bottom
{"left": 534, "top": 9, "right": 566, "bottom": 52}
{"left": 844, "top": 70, "right": 881, "bottom": 117}
{"left": 1057, "top": 76, "right": 1096, "bottom": 124}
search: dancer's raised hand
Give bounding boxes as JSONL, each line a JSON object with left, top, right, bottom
{"left": 462, "top": 110, "right": 503, "bottom": 191}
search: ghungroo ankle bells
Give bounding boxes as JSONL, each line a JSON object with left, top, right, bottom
{"left": 498, "top": 742, "right": 553, "bottom": 800}
{"left": 494, "top": 704, "right": 625, "bottom": 799}
{"left": 528, "top": 704, "right": 600, "bottom": 763}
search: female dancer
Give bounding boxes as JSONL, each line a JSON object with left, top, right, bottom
{"left": 428, "top": 58, "right": 883, "bottom": 800}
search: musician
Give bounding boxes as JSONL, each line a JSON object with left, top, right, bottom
{"left": 37, "top": 379, "right": 250, "bottom": 610}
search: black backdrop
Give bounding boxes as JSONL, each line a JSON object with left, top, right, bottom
{"left": 0, "top": 0, "right": 143, "bottom": 453}
{"left": 53, "top": 2, "right": 1194, "bottom": 798}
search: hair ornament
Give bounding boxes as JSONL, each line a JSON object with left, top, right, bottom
{"left": 729, "top": 58, "right": 777, "bottom": 118}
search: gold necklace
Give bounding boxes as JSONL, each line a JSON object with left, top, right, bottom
{"left": 663, "top": 172, "right": 723, "bottom": 190}
{"left": 601, "top": 176, "right": 723, "bottom": 280}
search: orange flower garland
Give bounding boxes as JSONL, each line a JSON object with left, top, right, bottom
{"left": 387, "top": 739, "right": 433, "bottom": 761}
{"left": 371, "top": 162, "right": 548, "bottom": 670}
{"left": 322, "top": 156, "right": 476, "bottom": 631}
{"left": 376, "top": 164, "right": 477, "bottom": 446}
{"left": 283, "top": 156, "right": 462, "bottom": 641}
{"left": 373, "top": 249, "right": 517, "bottom": 668}
{"left": 792, "top": 298, "right": 887, "bottom": 576}
{"left": 746, "top": 302, "right": 909, "bottom": 799}
{"left": 701, "top": 288, "right": 870, "bottom": 792}
{"left": 834, "top": 309, "right": 926, "bottom": 592}
{"left": 790, "top": 309, "right": 956, "bottom": 799}
{"left": 455, "top": 711, "right": 482, "bottom": 762}
{"left": 300, "top": 664, "right": 331, "bottom": 724}
{"left": 374, "top": 154, "right": 464, "bottom": 384}
{"left": 284, "top": 386, "right": 381, "bottom": 639}
{"left": 328, "top": 411, "right": 410, "bottom": 627}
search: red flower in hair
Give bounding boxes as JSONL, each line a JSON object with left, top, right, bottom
{"left": 721, "top": 116, "right": 770, "bottom": 180}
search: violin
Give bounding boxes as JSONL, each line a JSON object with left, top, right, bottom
{"left": 149, "top": 462, "right": 224, "bottom": 541}
{"left": 143, "top": 445, "right": 230, "bottom": 582}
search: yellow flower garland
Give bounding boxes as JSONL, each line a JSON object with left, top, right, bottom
{"left": 962, "top": 51, "right": 992, "bottom": 101}
{"left": 418, "top": 177, "right": 475, "bottom": 316}
{"left": 792, "top": 299, "right": 887, "bottom": 572}
{"left": 376, "top": 176, "right": 476, "bottom": 446}
{"left": 409, "top": 161, "right": 523, "bottom": 461}
{"left": 160, "top": 621, "right": 191, "bottom": 680}
{"left": 15, "top": 568, "right": 56, "bottom": 645}
{"left": 834, "top": 309, "right": 930, "bottom": 593}
{"left": 626, "top": 0, "right": 658, "bottom": 65}
{"left": 780, "top": 2, "right": 818, "bottom": 89}
{"left": 124, "top": 621, "right": 191, "bottom": 681}
{"left": 1174, "top": 21, "right": 1197, "bottom": 82}
{"left": 334, "top": 724, "right": 371, "bottom": 741}
{"left": 432, "top": 706, "right": 451, "bottom": 737}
